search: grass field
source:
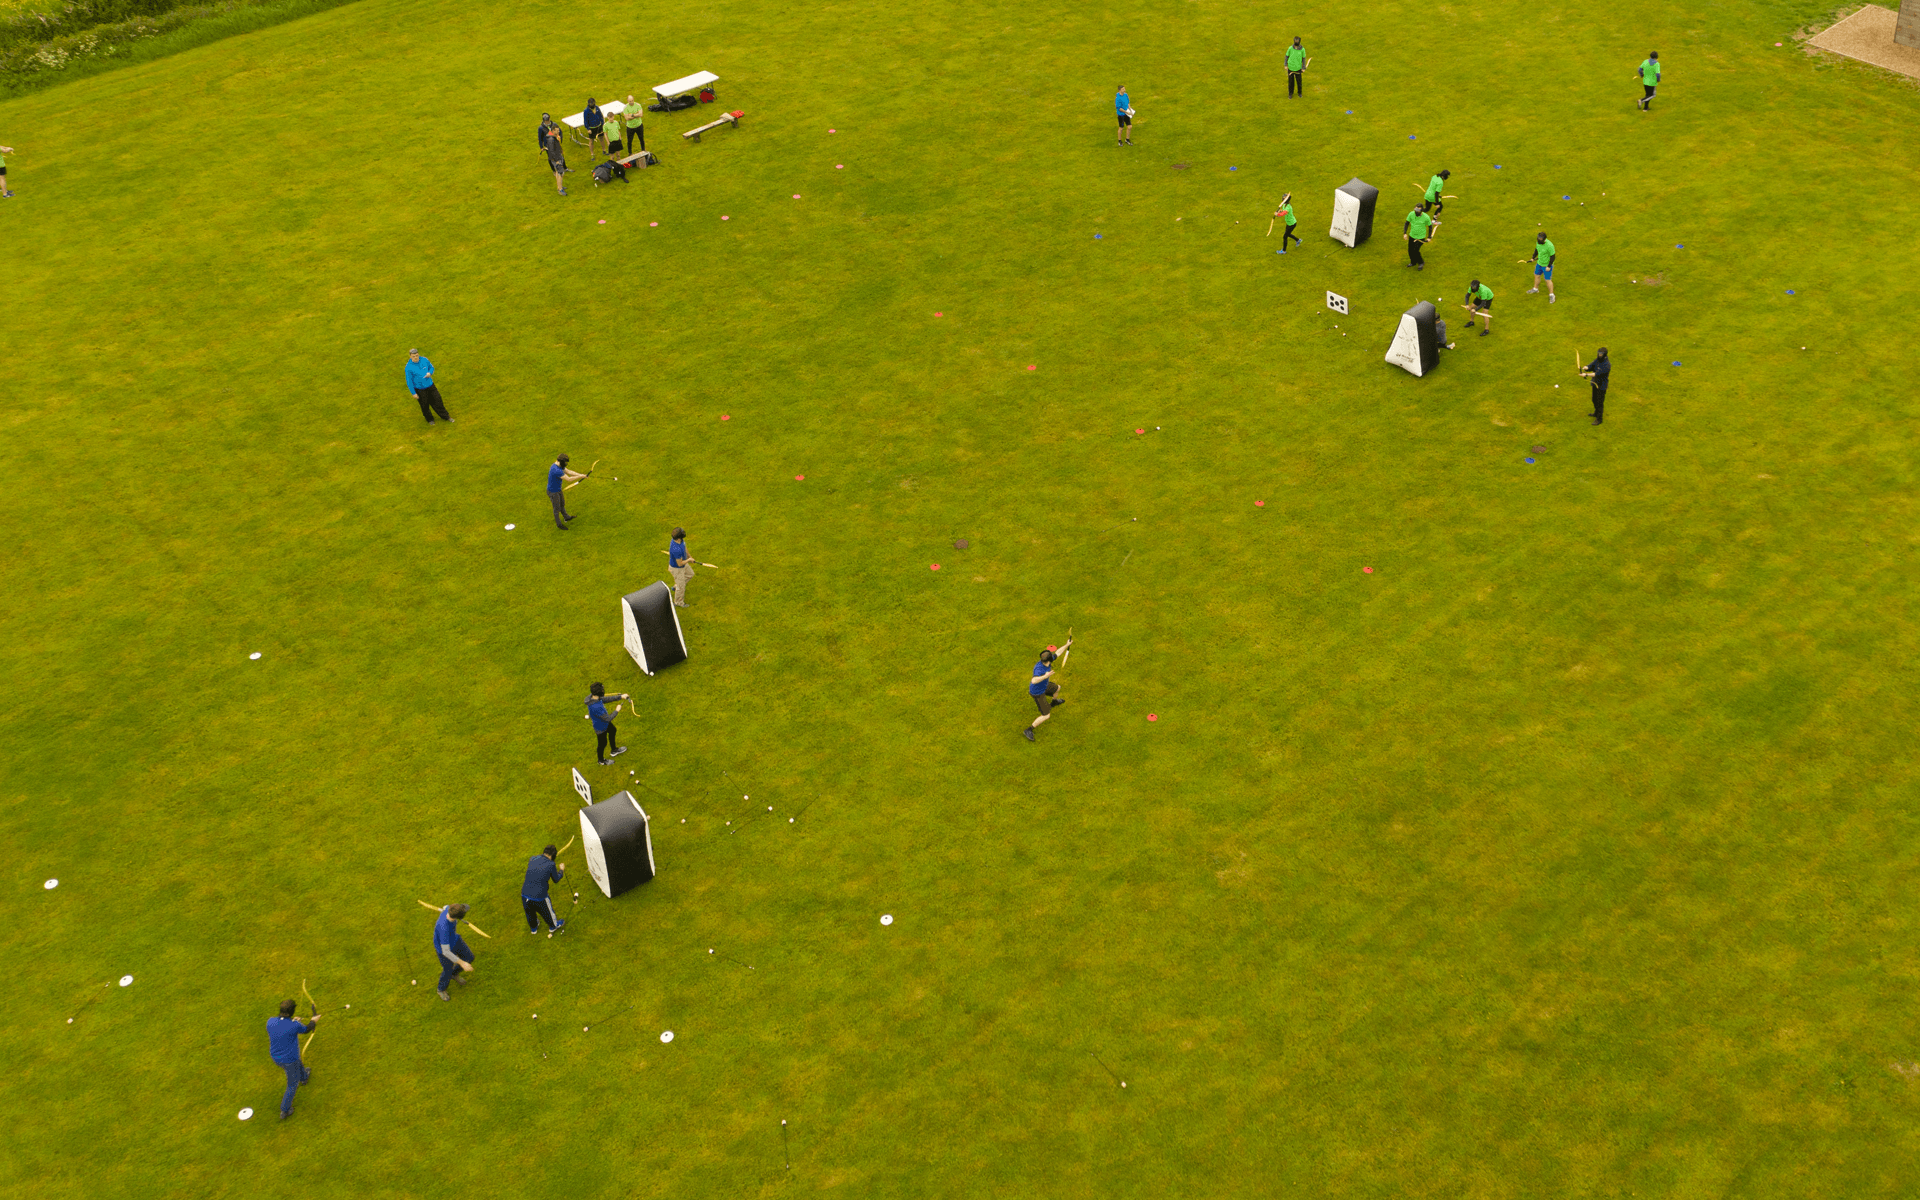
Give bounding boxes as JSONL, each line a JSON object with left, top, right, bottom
{"left": 5, "top": 0, "right": 1920, "bottom": 1194}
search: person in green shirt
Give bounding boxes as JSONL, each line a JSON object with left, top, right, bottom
{"left": 622, "top": 96, "right": 646, "bottom": 155}
{"left": 0, "top": 145, "right": 13, "bottom": 198}
{"left": 1423, "top": 170, "right": 1451, "bottom": 216}
{"left": 1527, "top": 232, "right": 1557, "bottom": 302}
{"left": 1285, "top": 38, "right": 1307, "bottom": 98}
{"left": 1404, "top": 202, "right": 1434, "bottom": 270}
{"left": 1636, "top": 52, "right": 1661, "bottom": 111}
{"left": 1464, "top": 280, "right": 1493, "bottom": 336}
{"left": 1274, "top": 193, "right": 1299, "bottom": 252}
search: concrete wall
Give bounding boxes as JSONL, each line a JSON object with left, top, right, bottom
{"left": 1898, "top": 0, "right": 1920, "bottom": 50}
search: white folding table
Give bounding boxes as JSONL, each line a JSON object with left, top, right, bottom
{"left": 652, "top": 70, "right": 719, "bottom": 106}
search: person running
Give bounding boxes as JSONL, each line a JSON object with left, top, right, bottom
{"left": 1636, "top": 52, "right": 1661, "bottom": 111}
{"left": 668, "top": 527, "right": 694, "bottom": 607}
{"left": 1115, "top": 86, "right": 1133, "bottom": 146}
{"left": 404, "top": 348, "right": 452, "bottom": 424}
{"left": 582, "top": 98, "right": 607, "bottom": 151}
{"left": 434, "top": 903, "right": 475, "bottom": 1001}
{"left": 1527, "top": 232, "right": 1557, "bottom": 302}
{"left": 587, "top": 682, "right": 628, "bottom": 765}
{"left": 622, "top": 96, "right": 646, "bottom": 155}
{"left": 1404, "top": 202, "right": 1435, "bottom": 270}
{"left": 545, "top": 124, "right": 570, "bottom": 195}
{"left": 547, "top": 454, "right": 585, "bottom": 529}
{"left": 1275, "top": 193, "right": 1299, "bottom": 253}
{"left": 1022, "top": 639, "right": 1072, "bottom": 742}
{"left": 1285, "top": 38, "right": 1307, "bottom": 98}
{"left": 1465, "top": 279, "right": 1494, "bottom": 335}
{"left": 1581, "top": 347, "right": 1610, "bottom": 424}
{"left": 1424, "top": 169, "right": 1451, "bottom": 216}
{"left": 266, "top": 999, "right": 318, "bottom": 1120}
{"left": 522, "top": 845, "right": 568, "bottom": 936}
{"left": 0, "top": 144, "right": 14, "bottom": 198}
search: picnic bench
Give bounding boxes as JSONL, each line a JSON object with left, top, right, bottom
{"left": 683, "top": 111, "right": 744, "bottom": 142}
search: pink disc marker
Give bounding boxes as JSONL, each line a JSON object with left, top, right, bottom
{"left": 721, "top": 215, "right": 731, "bottom": 221}
{"left": 1255, "top": 500, "right": 1265, "bottom": 507}
{"left": 1135, "top": 428, "right": 1144, "bottom": 435}
{"left": 1046, "top": 645, "right": 1057, "bottom": 653}
{"left": 828, "top": 128, "right": 837, "bottom": 133}
{"left": 793, "top": 194, "right": 802, "bottom": 199}
{"left": 1147, "top": 714, "right": 1158, "bottom": 722}
{"left": 1026, "top": 365, "right": 1037, "bottom": 371}
{"left": 720, "top": 414, "right": 731, "bottom": 421}
{"left": 795, "top": 474, "right": 806, "bottom": 481}
{"left": 934, "top": 312, "right": 943, "bottom": 317}
{"left": 650, "top": 221, "right": 658, "bottom": 227}
{"left": 598, "top": 219, "right": 606, "bottom": 225}
{"left": 836, "top": 164, "right": 845, "bottom": 169}
{"left": 930, "top": 563, "right": 941, "bottom": 571}
{"left": 1363, "top": 567, "right": 1374, "bottom": 574}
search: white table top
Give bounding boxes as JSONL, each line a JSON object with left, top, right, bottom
{"left": 654, "top": 70, "right": 719, "bottom": 98}
{"left": 561, "top": 100, "right": 629, "bottom": 129}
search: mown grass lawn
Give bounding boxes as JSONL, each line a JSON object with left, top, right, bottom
{"left": 3, "top": 0, "right": 1919, "bottom": 1195}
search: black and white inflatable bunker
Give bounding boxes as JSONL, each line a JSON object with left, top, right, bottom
{"left": 621, "top": 582, "right": 687, "bottom": 676}
{"left": 1385, "top": 301, "right": 1442, "bottom": 377}
{"left": 579, "top": 791, "right": 656, "bottom": 898}
{"left": 1329, "top": 179, "right": 1379, "bottom": 248}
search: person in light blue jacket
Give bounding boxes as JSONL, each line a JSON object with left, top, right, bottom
{"left": 405, "top": 349, "right": 452, "bottom": 424}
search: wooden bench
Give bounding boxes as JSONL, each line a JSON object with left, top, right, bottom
{"left": 615, "top": 149, "right": 658, "bottom": 169}
{"left": 683, "top": 111, "right": 744, "bottom": 142}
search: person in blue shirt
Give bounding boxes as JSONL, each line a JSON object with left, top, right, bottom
{"left": 1580, "top": 347, "right": 1611, "bottom": 425}
{"left": 1023, "top": 637, "right": 1072, "bottom": 741}
{"left": 1114, "top": 86, "right": 1133, "bottom": 146}
{"left": 587, "top": 682, "right": 629, "bottom": 766}
{"left": 405, "top": 348, "right": 452, "bottom": 424}
{"left": 523, "top": 844, "right": 569, "bottom": 936}
{"left": 669, "top": 527, "right": 694, "bottom": 607}
{"left": 547, "top": 454, "right": 586, "bottom": 529}
{"left": 266, "top": 998, "right": 318, "bottom": 1119}
{"left": 434, "top": 903, "right": 475, "bottom": 1001}
{"left": 582, "top": 98, "right": 607, "bottom": 151}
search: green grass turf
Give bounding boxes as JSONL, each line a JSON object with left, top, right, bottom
{"left": 4, "top": 0, "right": 1920, "bottom": 1193}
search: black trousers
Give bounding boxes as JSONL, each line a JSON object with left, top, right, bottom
{"left": 523, "top": 895, "right": 561, "bottom": 931}
{"left": 550, "top": 491, "right": 570, "bottom": 527}
{"left": 414, "top": 385, "right": 450, "bottom": 422}
{"left": 1280, "top": 222, "right": 1299, "bottom": 249}
{"left": 1641, "top": 85, "right": 1656, "bottom": 108}
{"left": 1408, "top": 237, "right": 1426, "bottom": 267}
{"left": 629, "top": 126, "right": 645, "bottom": 151}
{"left": 1591, "top": 383, "right": 1607, "bottom": 421}
{"left": 1288, "top": 70, "right": 1302, "bottom": 97}
{"left": 596, "top": 723, "right": 619, "bottom": 762}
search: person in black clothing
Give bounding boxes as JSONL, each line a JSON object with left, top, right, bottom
{"left": 1581, "top": 348, "right": 1610, "bottom": 424}
{"left": 545, "top": 127, "right": 569, "bottom": 196}
{"left": 582, "top": 98, "right": 607, "bottom": 152}
{"left": 522, "top": 844, "right": 568, "bottom": 936}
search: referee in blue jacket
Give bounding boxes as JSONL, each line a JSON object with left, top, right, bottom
{"left": 522, "top": 844, "right": 568, "bottom": 936}
{"left": 405, "top": 348, "right": 452, "bottom": 424}
{"left": 266, "top": 998, "right": 318, "bottom": 1119}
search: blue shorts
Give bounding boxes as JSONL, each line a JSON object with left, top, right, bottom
{"left": 1534, "top": 264, "right": 1553, "bottom": 280}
